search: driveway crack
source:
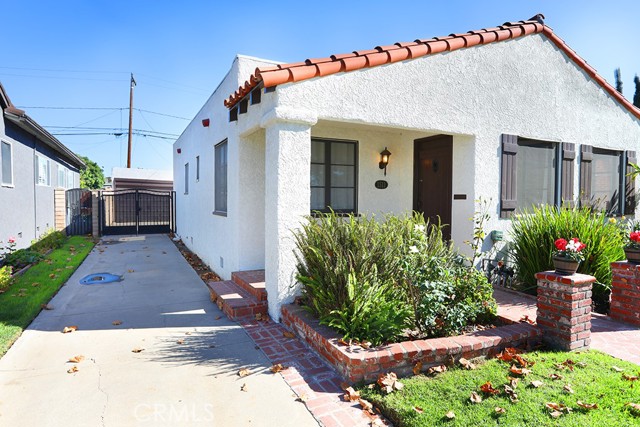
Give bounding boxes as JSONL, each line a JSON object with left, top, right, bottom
{"left": 92, "top": 358, "right": 108, "bottom": 427}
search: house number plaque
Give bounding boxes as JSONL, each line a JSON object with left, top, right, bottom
{"left": 374, "top": 180, "right": 388, "bottom": 189}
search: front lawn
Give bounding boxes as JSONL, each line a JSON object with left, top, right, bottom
{"left": 360, "top": 350, "right": 640, "bottom": 426}
{"left": 0, "top": 235, "right": 94, "bottom": 356}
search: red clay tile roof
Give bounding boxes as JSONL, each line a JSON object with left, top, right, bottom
{"left": 224, "top": 15, "right": 640, "bottom": 121}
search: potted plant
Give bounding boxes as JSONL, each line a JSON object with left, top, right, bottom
{"left": 624, "top": 228, "right": 640, "bottom": 264}
{"left": 552, "top": 238, "right": 586, "bottom": 275}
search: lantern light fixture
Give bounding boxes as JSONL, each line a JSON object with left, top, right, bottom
{"left": 379, "top": 147, "right": 391, "bottom": 175}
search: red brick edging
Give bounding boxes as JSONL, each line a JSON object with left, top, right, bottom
{"left": 282, "top": 304, "right": 542, "bottom": 383}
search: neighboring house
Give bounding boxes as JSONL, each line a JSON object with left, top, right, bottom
{"left": 173, "top": 15, "right": 640, "bottom": 320}
{"left": 0, "top": 81, "right": 84, "bottom": 251}
{"left": 111, "top": 167, "right": 173, "bottom": 191}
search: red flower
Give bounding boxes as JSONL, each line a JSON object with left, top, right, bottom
{"left": 630, "top": 231, "right": 640, "bottom": 243}
{"left": 554, "top": 238, "right": 567, "bottom": 251}
{"left": 7, "top": 237, "right": 15, "bottom": 244}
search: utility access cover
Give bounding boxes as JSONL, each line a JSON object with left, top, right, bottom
{"left": 80, "top": 273, "right": 123, "bottom": 285}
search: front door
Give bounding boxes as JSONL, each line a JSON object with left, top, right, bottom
{"left": 413, "top": 135, "right": 453, "bottom": 240}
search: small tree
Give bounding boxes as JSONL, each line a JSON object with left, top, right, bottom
{"left": 634, "top": 75, "right": 640, "bottom": 108}
{"left": 79, "top": 156, "right": 105, "bottom": 189}
{"left": 614, "top": 68, "right": 623, "bottom": 94}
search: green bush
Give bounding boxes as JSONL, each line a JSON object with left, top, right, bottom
{"left": 0, "top": 266, "right": 12, "bottom": 292}
{"left": 30, "top": 229, "right": 66, "bottom": 254}
{"left": 4, "top": 249, "right": 44, "bottom": 270}
{"left": 509, "top": 205, "right": 625, "bottom": 310}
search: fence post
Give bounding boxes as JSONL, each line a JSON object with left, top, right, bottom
{"left": 91, "top": 191, "right": 100, "bottom": 238}
{"left": 610, "top": 262, "right": 640, "bottom": 326}
{"left": 54, "top": 188, "right": 67, "bottom": 233}
{"left": 535, "top": 271, "right": 596, "bottom": 351}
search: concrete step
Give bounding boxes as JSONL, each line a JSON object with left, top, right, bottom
{"left": 232, "top": 270, "right": 267, "bottom": 302}
{"left": 206, "top": 280, "right": 268, "bottom": 320}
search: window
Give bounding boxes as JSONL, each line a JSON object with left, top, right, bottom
{"left": 184, "top": 163, "right": 189, "bottom": 194}
{"left": 196, "top": 156, "right": 200, "bottom": 182}
{"left": 310, "top": 138, "right": 357, "bottom": 213}
{"left": 67, "top": 169, "right": 75, "bottom": 189}
{"left": 1, "top": 141, "right": 12, "bottom": 186}
{"left": 214, "top": 140, "right": 228, "bottom": 214}
{"left": 58, "top": 166, "right": 68, "bottom": 188}
{"left": 37, "top": 155, "right": 50, "bottom": 186}
{"left": 580, "top": 146, "right": 624, "bottom": 215}
{"left": 500, "top": 135, "right": 574, "bottom": 218}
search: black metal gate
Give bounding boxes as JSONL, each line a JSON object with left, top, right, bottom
{"left": 66, "top": 188, "right": 93, "bottom": 235}
{"left": 99, "top": 190, "right": 175, "bottom": 235}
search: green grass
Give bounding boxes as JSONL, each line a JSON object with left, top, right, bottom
{"left": 0, "top": 235, "right": 94, "bottom": 356}
{"left": 360, "top": 350, "right": 640, "bottom": 427}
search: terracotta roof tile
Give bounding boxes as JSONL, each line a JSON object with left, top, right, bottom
{"left": 224, "top": 16, "right": 640, "bottom": 121}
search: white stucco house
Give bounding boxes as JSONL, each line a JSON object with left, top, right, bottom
{"left": 173, "top": 15, "right": 640, "bottom": 321}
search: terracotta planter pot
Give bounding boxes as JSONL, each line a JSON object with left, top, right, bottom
{"left": 552, "top": 256, "right": 580, "bottom": 275}
{"left": 624, "top": 247, "right": 640, "bottom": 264}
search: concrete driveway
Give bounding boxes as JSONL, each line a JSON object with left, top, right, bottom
{"left": 0, "top": 235, "right": 318, "bottom": 427}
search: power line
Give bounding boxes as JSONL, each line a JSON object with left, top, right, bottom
{"left": 17, "top": 106, "right": 190, "bottom": 120}
{"left": 0, "top": 72, "right": 126, "bottom": 82}
{"left": 51, "top": 131, "right": 176, "bottom": 140}
{"left": 44, "top": 126, "right": 179, "bottom": 136}
{"left": 0, "top": 66, "right": 127, "bottom": 74}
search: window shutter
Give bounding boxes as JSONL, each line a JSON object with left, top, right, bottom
{"left": 561, "top": 142, "right": 575, "bottom": 207}
{"left": 500, "top": 134, "right": 518, "bottom": 218}
{"left": 579, "top": 145, "right": 593, "bottom": 207}
{"left": 626, "top": 150, "right": 637, "bottom": 215}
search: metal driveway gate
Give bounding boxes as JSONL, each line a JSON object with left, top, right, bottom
{"left": 66, "top": 188, "right": 93, "bottom": 235}
{"left": 99, "top": 189, "right": 175, "bottom": 235}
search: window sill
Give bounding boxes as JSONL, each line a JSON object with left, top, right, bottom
{"left": 311, "top": 211, "right": 360, "bottom": 218}
{"left": 212, "top": 210, "right": 227, "bottom": 217}
{"left": 1, "top": 183, "right": 14, "bottom": 188}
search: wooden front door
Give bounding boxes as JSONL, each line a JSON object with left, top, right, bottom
{"left": 413, "top": 135, "right": 453, "bottom": 240}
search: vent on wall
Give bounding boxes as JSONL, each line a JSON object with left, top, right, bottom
{"left": 220, "top": 257, "right": 224, "bottom": 268}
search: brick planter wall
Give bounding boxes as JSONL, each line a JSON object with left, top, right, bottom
{"left": 610, "top": 262, "right": 640, "bottom": 326}
{"left": 535, "top": 271, "right": 595, "bottom": 351}
{"left": 282, "top": 304, "right": 541, "bottom": 383}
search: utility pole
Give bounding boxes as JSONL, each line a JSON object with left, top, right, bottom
{"left": 127, "top": 73, "right": 136, "bottom": 168}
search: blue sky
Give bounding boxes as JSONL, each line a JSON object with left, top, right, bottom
{"left": 2, "top": 1, "right": 639, "bottom": 176}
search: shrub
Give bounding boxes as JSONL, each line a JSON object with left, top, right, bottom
{"left": 509, "top": 205, "right": 625, "bottom": 311}
{"left": 30, "top": 230, "right": 66, "bottom": 254}
{"left": 4, "top": 249, "right": 44, "bottom": 270}
{"left": 0, "top": 266, "right": 12, "bottom": 292}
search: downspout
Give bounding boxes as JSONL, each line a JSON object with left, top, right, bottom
{"left": 33, "top": 138, "right": 38, "bottom": 240}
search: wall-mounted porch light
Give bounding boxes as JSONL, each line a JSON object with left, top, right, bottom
{"left": 379, "top": 147, "right": 391, "bottom": 176}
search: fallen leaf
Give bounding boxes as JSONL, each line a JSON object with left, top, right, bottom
{"left": 470, "top": 391, "right": 482, "bottom": 404}
{"left": 495, "top": 407, "right": 506, "bottom": 415}
{"left": 31, "top": 282, "right": 40, "bottom": 287}
{"left": 238, "top": 368, "right": 250, "bottom": 377}
{"left": 360, "top": 341, "right": 372, "bottom": 349}
{"left": 626, "top": 403, "right": 640, "bottom": 415}
{"left": 377, "top": 372, "right": 403, "bottom": 393}
{"left": 240, "top": 383, "right": 248, "bottom": 392}
{"left": 549, "top": 373, "right": 563, "bottom": 381}
{"left": 545, "top": 402, "right": 571, "bottom": 415}
{"left": 445, "top": 410, "right": 455, "bottom": 419}
{"left": 358, "top": 398, "right": 374, "bottom": 413}
{"left": 426, "top": 365, "right": 447, "bottom": 375}
{"left": 112, "top": 320, "right": 123, "bottom": 326}
{"left": 185, "top": 332, "right": 192, "bottom": 335}
{"left": 340, "top": 382, "right": 351, "bottom": 391}
{"left": 576, "top": 401, "right": 598, "bottom": 410}
{"left": 520, "top": 315, "right": 535, "bottom": 325}
{"left": 530, "top": 380, "right": 544, "bottom": 388}
{"left": 576, "top": 362, "right": 588, "bottom": 368}
{"left": 283, "top": 331, "right": 295, "bottom": 339}
{"left": 480, "top": 381, "right": 500, "bottom": 395}
{"left": 177, "top": 339, "right": 185, "bottom": 345}
{"left": 127, "top": 269, "right": 134, "bottom": 273}
{"left": 255, "top": 313, "right": 263, "bottom": 321}
{"left": 132, "top": 347, "right": 144, "bottom": 353}
{"left": 49, "top": 273, "right": 56, "bottom": 279}
{"left": 296, "top": 393, "right": 309, "bottom": 402}
{"left": 549, "top": 410, "right": 562, "bottom": 419}
{"left": 563, "top": 384, "right": 574, "bottom": 394}
{"left": 459, "top": 357, "right": 476, "bottom": 370}
{"left": 504, "top": 385, "right": 518, "bottom": 402}
{"left": 68, "top": 355, "right": 85, "bottom": 363}
{"left": 509, "top": 365, "right": 531, "bottom": 376}
{"left": 62, "top": 325, "right": 78, "bottom": 333}
{"left": 270, "top": 364, "right": 286, "bottom": 373}
{"left": 337, "top": 338, "right": 350, "bottom": 346}
{"left": 413, "top": 361, "right": 423, "bottom": 376}
{"left": 214, "top": 316, "right": 222, "bottom": 320}
{"left": 623, "top": 374, "right": 639, "bottom": 381}
{"left": 612, "top": 366, "right": 624, "bottom": 372}
{"left": 344, "top": 386, "right": 360, "bottom": 402}
{"left": 41, "top": 304, "right": 53, "bottom": 310}
{"left": 414, "top": 406, "right": 424, "bottom": 414}
{"left": 67, "top": 366, "right": 79, "bottom": 374}
{"left": 496, "top": 347, "right": 520, "bottom": 362}
{"left": 508, "top": 377, "right": 519, "bottom": 389}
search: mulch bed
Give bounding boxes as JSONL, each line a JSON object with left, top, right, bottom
{"left": 169, "top": 233, "right": 221, "bottom": 284}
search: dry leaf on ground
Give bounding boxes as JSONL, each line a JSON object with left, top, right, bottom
{"left": 127, "top": 269, "right": 134, "bottom": 273}
{"left": 414, "top": 406, "right": 424, "bottom": 414}
{"left": 495, "top": 407, "right": 506, "bottom": 415}
{"left": 255, "top": 313, "right": 263, "bottom": 321}
{"left": 176, "top": 339, "right": 185, "bottom": 345}
{"left": 445, "top": 410, "right": 455, "bottom": 419}
{"left": 344, "top": 387, "right": 360, "bottom": 402}
{"left": 612, "top": 366, "right": 624, "bottom": 372}
{"left": 509, "top": 365, "right": 532, "bottom": 376}
{"left": 459, "top": 357, "right": 476, "bottom": 370}
{"left": 214, "top": 316, "right": 222, "bottom": 320}
{"left": 377, "top": 372, "right": 403, "bottom": 393}
{"left": 626, "top": 403, "right": 640, "bottom": 415}
{"left": 68, "top": 355, "right": 85, "bottom": 363}
{"left": 576, "top": 401, "right": 598, "bottom": 410}
{"left": 283, "top": 331, "right": 295, "bottom": 339}
{"left": 530, "top": 380, "right": 544, "bottom": 388}
{"left": 504, "top": 385, "right": 518, "bottom": 402}
{"left": 496, "top": 347, "right": 520, "bottom": 362}
{"left": 623, "top": 374, "right": 639, "bottom": 381}
{"left": 112, "top": 320, "right": 122, "bottom": 326}
{"left": 62, "top": 326, "right": 78, "bottom": 333}
{"left": 41, "top": 304, "right": 53, "bottom": 310}
{"left": 270, "top": 364, "right": 286, "bottom": 373}
{"left": 480, "top": 381, "right": 500, "bottom": 395}
{"left": 238, "top": 368, "right": 250, "bottom": 377}
{"left": 132, "top": 347, "right": 144, "bottom": 353}
{"left": 563, "top": 384, "right": 575, "bottom": 394}
{"left": 413, "top": 361, "right": 423, "bottom": 375}
{"left": 549, "top": 373, "right": 563, "bottom": 380}
{"left": 296, "top": 393, "right": 309, "bottom": 402}
{"left": 426, "top": 365, "right": 447, "bottom": 375}
{"left": 67, "top": 366, "right": 79, "bottom": 374}
{"left": 470, "top": 392, "right": 482, "bottom": 404}
{"left": 240, "top": 383, "right": 248, "bottom": 392}
{"left": 358, "top": 398, "right": 374, "bottom": 413}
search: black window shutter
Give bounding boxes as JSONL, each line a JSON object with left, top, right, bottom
{"left": 561, "top": 142, "right": 576, "bottom": 207}
{"left": 579, "top": 145, "right": 593, "bottom": 207}
{"left": 626, "top": 150, "right": 637, "bottom": 215}
{"left": 500, "top": 134, "right": 518, "bottom": 218}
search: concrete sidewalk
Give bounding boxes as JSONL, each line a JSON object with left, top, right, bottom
{"left": 0, "top": 235, "right": 318, "bottom": 427}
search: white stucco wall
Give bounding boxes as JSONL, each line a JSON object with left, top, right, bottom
{"left": 175, "top": 32, "right": 640, "bottom": 319}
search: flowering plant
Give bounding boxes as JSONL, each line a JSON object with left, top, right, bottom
{"left": 553, "top": 238, "right": 586, "bottom": 262}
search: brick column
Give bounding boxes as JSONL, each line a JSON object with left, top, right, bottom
{"left": 535, "top": 271, "right": 596, "bottom": 351}
{"left": 610, "top": 262, "right": 640, "bottom": 326}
